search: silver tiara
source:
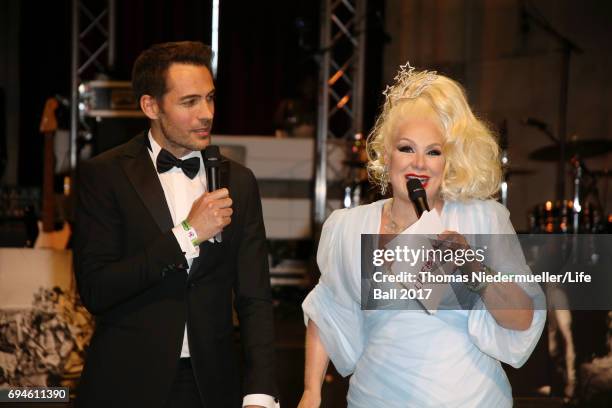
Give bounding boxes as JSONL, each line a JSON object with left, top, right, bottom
{"left": 382, "top": 62, "right": 437, "bottom": 105}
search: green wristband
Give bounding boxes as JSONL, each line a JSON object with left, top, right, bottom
{"left": 181, "top": 219, "right": 200, "bottom": 246}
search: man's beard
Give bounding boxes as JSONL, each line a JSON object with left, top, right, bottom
{"left": 158, "top": 116, "right": 212, "bottom": 153}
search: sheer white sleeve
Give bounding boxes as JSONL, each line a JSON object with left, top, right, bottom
{"left": 302, "top": 209, "right": 365, "bottom": 376}
{"left": 467, "top": 201, "right": 547, "bottom": 368}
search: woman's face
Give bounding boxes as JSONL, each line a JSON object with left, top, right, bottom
{"left": 385, "top": 118, "right": 446, "bottom": 205}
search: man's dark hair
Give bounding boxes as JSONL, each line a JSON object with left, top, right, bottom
{"left": 131, "top": 41, "right": 213, "bottom": 103}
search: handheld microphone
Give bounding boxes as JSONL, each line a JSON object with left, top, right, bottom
{"left": 204, "top": 145, "right": 223, "bottom": 243}
{"left": 407, "top": 178, "right": 430, "bottom": 218}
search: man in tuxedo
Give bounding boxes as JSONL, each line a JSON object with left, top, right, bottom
{"left": 74, "top": 41, "right": 278, "bottom": 408}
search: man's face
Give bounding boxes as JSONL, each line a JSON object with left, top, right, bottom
{"left": 153, "top": 63, "right": 215, "bottom": 157}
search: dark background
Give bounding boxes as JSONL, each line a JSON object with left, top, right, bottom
{"left": 2, "top": 0, "right": 612, "bottom": 231}
{"left": 14, "top": 0, "right": 385, "bottom": 187}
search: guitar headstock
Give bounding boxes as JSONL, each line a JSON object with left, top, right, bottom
{"left": 40, "top": 97, "right": 59, "bottom": 134}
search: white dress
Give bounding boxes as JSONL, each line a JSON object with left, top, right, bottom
{"left": 302, "top": 199, "right": 546, "bottom": 408}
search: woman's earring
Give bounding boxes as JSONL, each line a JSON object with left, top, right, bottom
{"left": 382, "top": 164, "right": 390, "bottom": 194}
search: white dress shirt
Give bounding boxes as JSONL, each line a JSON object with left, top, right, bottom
{"left": 147, "top": 132, "right": 278, "bottom": 408}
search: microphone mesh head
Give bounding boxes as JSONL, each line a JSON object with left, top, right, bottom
{"left": 407, "top": 178, "right": 426, "bottom": 200}
{"left": 204, "top": 145, "right": 221, "bottom": 161}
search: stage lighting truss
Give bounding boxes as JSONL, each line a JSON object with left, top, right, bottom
{"left": 69, "top": 0, "right": 116, "bottom": 170}
{"left": 315, "top": 0, "right": 367, "bottom": 225}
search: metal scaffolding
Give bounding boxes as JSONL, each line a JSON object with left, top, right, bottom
{"left": 70, "top": 0, "right": 115, "bottom": 170}
{"left": 70, "top": 0, "right": 368, "bottom": 229}
{"left": 315, "top": 0, "right": 367, "bottom": 225}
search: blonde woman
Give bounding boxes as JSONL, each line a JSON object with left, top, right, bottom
{"left": 298, "top": 64, "right": 546, "bottom": 407}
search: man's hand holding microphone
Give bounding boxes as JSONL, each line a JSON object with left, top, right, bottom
{"left": 185, "top": 188, "right": 232, "bottom": 242}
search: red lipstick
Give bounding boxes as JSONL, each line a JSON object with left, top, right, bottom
{"left": 405, "top": 173, "right": 430, "bottom": 188}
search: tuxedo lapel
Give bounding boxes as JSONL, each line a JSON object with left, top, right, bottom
{"left": 120, "top": 133, "right": 174, "bottom": 233}
{"left": 117, "top": 134, "right": 234, "bottom": 280}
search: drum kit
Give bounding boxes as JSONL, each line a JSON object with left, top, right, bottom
{"left": 525, "top": 138, "right": 612, "bottom": 234}
{"left": 521, "top": 137, "right": 612, "bottom": 405}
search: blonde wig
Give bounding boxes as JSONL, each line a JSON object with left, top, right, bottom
{"left": 366, "top": 63, "right": 501, "bottom": 200}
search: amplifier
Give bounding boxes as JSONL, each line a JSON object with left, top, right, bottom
{"left": 79, "top": 80, "right": 145, "bottom": 119}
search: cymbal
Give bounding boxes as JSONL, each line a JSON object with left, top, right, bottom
{"left": 504, "top": 167, "right": 536, "bottom": 176}
{"left": 529, "top": 139, "right": 612, "bottom": 161}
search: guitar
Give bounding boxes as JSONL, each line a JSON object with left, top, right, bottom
{"left": 34, "top": 97, "right": 71, "bottom": 249}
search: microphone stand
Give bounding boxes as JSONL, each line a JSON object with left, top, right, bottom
{"left": 522, "top": 2, "right": 583, "bottom": 201}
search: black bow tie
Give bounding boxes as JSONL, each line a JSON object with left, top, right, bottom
{"left": 156, "top": 148, "right": 200, "bottom": 179}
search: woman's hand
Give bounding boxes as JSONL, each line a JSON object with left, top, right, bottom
{"left": 437, "top": 230, "right": 535, "bottom": 331}
{"left": 300, "top": 320, "right": 329, "bottom": 407}
{"left": 436, "top": 230, "right": 481, "bottom": 275}
{"left": 297, "top": 390, "right": 321, "bottom": 408}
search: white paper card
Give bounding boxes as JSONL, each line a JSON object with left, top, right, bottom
{"left": 386, "top": 209, "right": 451, "bottom": 314}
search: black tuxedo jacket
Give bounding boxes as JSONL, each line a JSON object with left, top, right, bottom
{"left": 73, "top": 133, "right": 277, "bottom": 407}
